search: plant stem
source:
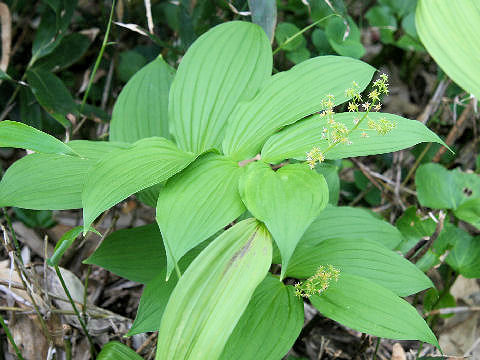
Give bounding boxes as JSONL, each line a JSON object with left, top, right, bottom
{"left": 2, "top": 208, "right": 22, "bottom": 261}
{"left": 372, "top": 337, "right": 380, "bottom": 360}
{"left": 80, "top": 0, "right": 116, "bottom": 113}
{"left": 0, "top": 313, "right": 25, "bottom": 360}
{"left": 273, "top": 14, "right": 337, "bottom": 55}
{"left": 54, "top": 265, "right": 96, "bottom": 357}
{"left": 83, "top": 264, "right": 92, "bottom": 324}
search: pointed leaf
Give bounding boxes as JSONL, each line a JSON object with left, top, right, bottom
{"left": 0, "top": 142, "right": 130, "bottom": 210}
{"left": 82, "top": 137, "right": 196, "bottom": 231}
{"left": 129, "top": 274, "right": 177, "bottom": 335}
{"left": 156, "top": 219, "right": 272, "bottom": 359}
{"left": 0, "top": 154, "right": 92, "bottom": 210}
{"left": 110, "top": 56, "right": 175, "bottom": 142}
{"left": 239, "top": 162, "right": 328, "bottom": 279}
{"left": 262, "top": 112, "right": 446, "bottom": 164}
{"left": 297, "top": 206, "right": 403, "bottom": 250}
{"left": 415, "top": 163, "right": 480, "bottom": 210}
{"left": 128, "top": 243, "right": 207, "bottom": 335}
{"left": 223, "top": 56, "right": 375, "bottom": 160}
{"left": 220, "top": 274, "right": 303, "bottom": 360}
{"left": 316, "top": 163, "right": 340, "bottom": 205}
{"left": 169, "top": 21, "right": 272, "bottom": 153}
{"left": 27, "top": 68, "right": 78, "bottom": 126}
{"left": 287, "top": 238, "right": 433, "bottom": 296}
{"left": 156, "top": 153, "right": 245, "bottom": 278}
{"left": 97, "top": 341, "right": 143, "bottom": 360}
{"left": 0, "top": 120, "right": 77, "bottom": 155}
{"left": 325, "top": 16, "right": 365, "bottom": 58}
{"left": 84, "top": 224, "right": 164, "bottom": 283}
{"left": 446, "top": 232, "right": 480, "bottom": 278}
{"left": 311, "top": 273, "right": 438, "bottom": 346}
{"left": 416, "top": 0, "right": 480, "bottom": 99}
{"left": 68, "top": 140, "right": 131, "bottom": 160}
{"left": 48, "top": 225, "right": 100, "bottom": 266}
{"left": 454, "top": 198, "right": 480, "bottom": 230}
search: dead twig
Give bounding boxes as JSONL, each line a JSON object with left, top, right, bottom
{"left": 0, "top": 2, "right": 11, "bottom": 73}
{"left": 433, "top": 98, "right": 475, "bottom": 162}
{"left": 418, "top": 79, "right": 450, "bottom": 125}
{"left": 406, "top": 211, "right": 445, "bottom": 263}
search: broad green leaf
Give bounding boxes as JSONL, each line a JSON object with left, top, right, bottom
{"left": 13, "top": 209, "right": 55, "bottom": 228}
{"left": 0, "top": 141, "right": 130, "bottom": 210}
{"left": 31, "top": 6, "right": 63, "bottom": 61}
{"left": 416, "top": 0, "right": 480, "bottom": 99}
{"left": 311, "top": 273, "right": 438, "bottom": 346}
{"left": 220, "top": 275, "right": 303, "bottom": 360}
{"left": 223, "top": 56, "right": 375, "bottom": 160}
{"left": 110, "top": 56, "right": 175, "bottom": 142}
{"left": 116, "top": 50, "right": 147, "bottom": 83}
{"left": 248, "top": 0, "right": 277, "bottom": 43}
{"left": 275, "top": 22, "right": 306, "bottom": 51}
{"left": 129, "top": 243, "right": 208, "bottom": 335}
{"left": 156, "top": 153, "right": 245, "bottom": 278}
{"left": 396, "top": 206, "right": 443, "bottom": 271}
{"left": 415, "top": 163, "right": 480, "bottom": 210}
{"left": 0, "top": 120, "right": 77, "bottom": 155}
{"left": 446, "top": 232, "right": 480, "bottom": 278}
{"left": 380, "top": 0, "right": 416, "bottom": 17}
{"left": 34, "top": 33, "right": 91, "bottom": 71}
{"left": 365, "top": 6, "right": 397, "bottom": 44}
{"left": 129, "top": 273, "right": 177, "bottom": 335}
{"left": 84, "top": 224, "right": 164, "bottom": 284}
{"left": 395, "top": 206, "right": 438, "bottom": 271}
{"left": 68, "top": 140, "right": 131, "bottom": 160}
{"left": 239, "top": 162, "right": 328, "bottom": 279}
{"left": 395, "top": 206, "right": 435, "bottom": 254}
{"left": 261, "top": 112, "right": 445, "bottom": 164}
{"left": 325, "top": 16, "right": 365, "bottom": 58}
{"left": 169, "top": 21, "right": 272, "bottom": 153}
{"left": 137, "top": 183, "right": 163, "bottom": 208}
{"left": 287, "top": 238, "right": 433, "bottom": 296}
{"left": 27, "top": 68, "right": 78, "bottom": 127}
{"left": 316, "top": 163, "right": 340, "bottom": 205}
{"left": 454, "top": 198, "right": 480, "bottom": 230}
{"left": 156, "top": 219, "right": 272, "bottom": 359}
{"left": 0, "top": 154, "right": 93, "bottom": 210}
{"left": 48, "top": 226, "right": 100, "bottom": 266}
{"left": 97, "top": 341, "right": 143, "bottom": 360}
{"left": 82, "top": 137, "right": 196, "bottom": 232}
{"left": 286, "top": 47, "right": 311, "bottom": 64}
{"left": 296, "top": 205, "right": 403, "bottom": 250}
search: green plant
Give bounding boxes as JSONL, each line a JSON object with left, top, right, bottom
{"left": 0, "top": 20, "right": 449, "bottom": 359}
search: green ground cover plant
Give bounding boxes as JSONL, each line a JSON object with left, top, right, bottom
{"left": 0, "top": 0, "right": 479, "bottom": 359}
{"left": 0, "top": 18, "right": 448, "bottom": 359}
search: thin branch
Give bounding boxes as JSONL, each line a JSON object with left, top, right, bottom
{"left": 406, "top": 211, "right": 445, "bottom": 263}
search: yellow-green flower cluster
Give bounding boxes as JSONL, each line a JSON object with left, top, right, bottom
{"left": 305, "top": 73, "right": 395, "bottom": 170}
{"left": 367, "top": 116, "right": 397, "bottom": 135}
{"left": 319, "top": 94, "right": 352, "bottom": 147}
{"left": 345, "top": 80, "right": 362, "bottom": 113}
{"left": 294, "top": 265, "right": 340, "bottom": 298}
{"left": 306, "top": 146, "right": 325, "bottom": 169}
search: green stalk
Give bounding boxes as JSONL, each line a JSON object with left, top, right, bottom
{"left": 273, "top": 14, "right": 337, "bottom": 55}
{"left": 54, "top": 265, "right": 96, "bottom": 357}
{"left": 80, "top": 0, "right": 116, "bottom": 113}
{"left": 0, "top": 313, "right": 25, "bottom": 360}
